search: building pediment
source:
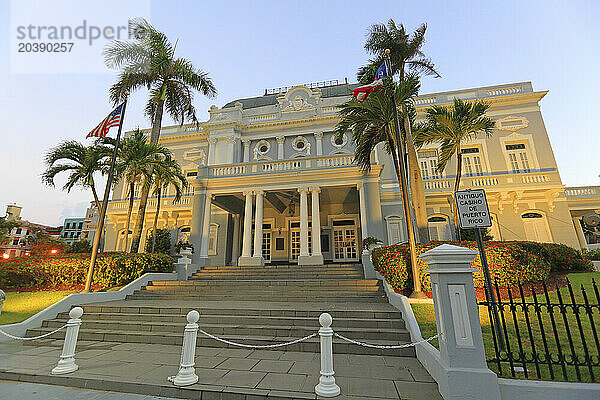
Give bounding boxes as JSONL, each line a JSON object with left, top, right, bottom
{"left": 278, "top": 85, "right": 321, "bottom": 114}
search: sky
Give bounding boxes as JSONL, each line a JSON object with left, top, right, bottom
{"left": 0, "top": 0, "right": 598, "bottom": 226}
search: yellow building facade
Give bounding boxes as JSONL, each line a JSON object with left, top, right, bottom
{"left": 104, "top": 81, "right": 594, "bottom": 265}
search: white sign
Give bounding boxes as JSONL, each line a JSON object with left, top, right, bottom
{"left": 454, "top": 189, "right": 492, "bottom": 229}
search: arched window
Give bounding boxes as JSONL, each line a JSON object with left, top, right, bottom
{"left": 428, "top": 215, "right": 452, "bottom": 241}
{"left": 521, "top": 211, "right": 552, "bottom": 243}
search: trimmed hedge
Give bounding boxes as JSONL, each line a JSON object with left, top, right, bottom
{"left": 371, "top": 241, "right": 591, "bottom": 293}
{"left": 0, "top": 252, "right": 173, "bottom": 289}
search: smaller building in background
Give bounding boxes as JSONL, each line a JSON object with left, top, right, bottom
{"left": 81, "top": 202, "right": 100, "bottom": 244}
{"left": 1, "top": 204, "right": 62, "bottom": 259}
{"left": 61, "top": 217, "right": 84, "bottom": 245}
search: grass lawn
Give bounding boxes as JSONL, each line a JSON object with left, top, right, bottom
{"left": 0, "top": 290, "right": 75, "bottom": 325}
{"left": 412, "top": 272, "right": 600, "bottom": 383}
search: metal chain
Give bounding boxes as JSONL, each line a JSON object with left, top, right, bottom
{"left": 198, "top": 329, "right": 317, "bottom": 349}
{"left": 0, "top": 324, "right": 67, "bottom": 341}
{"left": 334, "top": 332, "right": 439, "bottom": 349}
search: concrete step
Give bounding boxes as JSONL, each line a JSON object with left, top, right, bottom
{"left": 148, "top": 279, "right": 379, "bottom": 287}
{"left": 42, "top": 318, "right": 409, "bottom": 341}
{"left": 25, "top": 326, "right": 416, "bottom": 356}
{"left": 55, "top": 311, "right": 406, "bottom": 329}
{"left": 140, "top": 286, "right": 382, "bottom": 294}
{"left": 125, "top": 294, "right": 388, "bottom": 302}
{"left": 78, "top": 304, "right": 403, "bottom": 320}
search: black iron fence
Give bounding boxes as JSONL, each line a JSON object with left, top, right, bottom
{"left": 478, "top": 278, "right": 600, "bottom": 382}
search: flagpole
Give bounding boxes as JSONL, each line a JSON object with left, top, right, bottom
{"left": 83, "top": 94, "right": 129, "bottom": 293}
{"left": 384, "top": 49, "right": 425, "bottom": 298}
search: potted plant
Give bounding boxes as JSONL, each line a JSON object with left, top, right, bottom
{"left": 362, "top": 236, "right": 383, "bottom": 252}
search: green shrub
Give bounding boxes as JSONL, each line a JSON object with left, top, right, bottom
{"left": 145, "top": 228, "right": 172, "bottom": 254}
{"left": 67, "top": 239, "right": 92, "bottom": 253}
{"left": 372, "top": 241, "right": 552, "bottom": 293}
{"left": 0, "top": 252, "right": 173, "bottom": 289}
{"left": 518, "top": 242, "right": 592, "bottom": 272}
{"left": 584, "top": 248, "right": 600, "bottom": 261}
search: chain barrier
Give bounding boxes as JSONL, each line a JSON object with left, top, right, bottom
{"left": 0, "top": 324, "right": 67, "bottom": 341}
{"left": 198, "top": 329, "right": 317, "bottom": 349}
{"left": 333, "top": 332, "right": 439, "bottom": 349}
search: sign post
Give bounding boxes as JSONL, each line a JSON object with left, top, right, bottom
{"left": 454, "top": 189, "right": 505, "bottom": 350}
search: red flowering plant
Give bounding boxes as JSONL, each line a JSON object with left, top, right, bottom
{"left": 0, "top": 252, "right": 173, "bottom": 290}
{"left": 371, "top": 241, "right": 554, "bottom": 293}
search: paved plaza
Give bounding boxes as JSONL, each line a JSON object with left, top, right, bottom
{"left": 0, "top": 339, "right": 441, "bottom": 399}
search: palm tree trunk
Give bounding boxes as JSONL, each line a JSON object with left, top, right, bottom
{"left": 124, "top": 182, "right": 134, "bottom": 252}
{"left": 130, "top": 88, "right": 166, "bottom": 253}
{"left": 90, "top": 182, "right": 101, "bottom": 212}
{"left": 403, "top": 115, "right": 430, "bottom": 243}
{"left": 453, "top": 149, "right": 463, "bottom": 241}
{"left": 151, "top": 185, "right": 162, "bottom": 253}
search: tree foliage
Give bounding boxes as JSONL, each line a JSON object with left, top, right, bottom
{"left": 145, "top": 228, "right": 171, "bottom": 255}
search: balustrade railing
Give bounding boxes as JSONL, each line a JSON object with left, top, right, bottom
{"left": 565, "top": 186, "right": 600, "bottom": 198}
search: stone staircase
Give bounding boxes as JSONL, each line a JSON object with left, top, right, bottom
{"left": 26, "top": 263, "right": 415, "bottom": 356}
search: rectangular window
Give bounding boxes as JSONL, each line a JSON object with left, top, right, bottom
{"left": 12, "top": 239, "right": 19, "bottom": 246}
{"left": 506, "top": 143, "right": 531, "bottom": 172}
{"left": 15, "top": 228, "right": 22, "bottom": 235}
{"left": 208, "top": 224, "right": 218, "bottom": 255}
{"left": 462, "top": 148, "right": 484, "bottom": 176}
{"left": 419, "top": 150, "right": 440, "bottom": 180}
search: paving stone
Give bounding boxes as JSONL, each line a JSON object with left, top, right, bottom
{"left": 251, "top": 360, "right": 293, "bottom": 373}
{"left": 194, "top": 356, "right": 228, "bottom": 368}
{"left": 256, "top": 372, "right": 307, "bottom": 391}
{"left": 279, "top": 352, "right": 318, "bottom": 362}
{"left": 76, "top": 349, "right": 114, "bottom": 359}
{"left": 194, "top": 347, "right": 223, "bottom": 357}
{"left": 339, "top": 376, "right": 399, "bottom": 399}
{"left": 215, "top": 370, "right": 266, "bottom": 388}
{"left": 214, "top": 348, "right": 253, "bottom": 358}
{"left": 13, "top": 346, "right": 58, "bottom": 356}
{"left": 195, "top": 368, "right": 229, "bottom": 385}
{"left": 247, "top": 350, "right": 283, "bottom": 360}
{"left": 394, "top": 380, "right": 443, "bottom": 400}
{"left": 216, "top": 357, "right": 260, "bottom": 370}
{"left": 288, "top": 361, "right": 320, "bottom": 375}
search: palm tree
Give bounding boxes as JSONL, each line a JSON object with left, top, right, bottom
{"left": 415, "top": 98, "right": 495, "bottom": 240}
{"left": 148, "top": 156, "right": 188, "bottom": 253}
{"left": 104, "top": 18, "right": 216, "bottom": 252}
{"left": 336, "top": 77, "right": 420, "bottom": 173}
{"left": 43, "top": 141, "right": 110, "bottom": 210}
{"left": 358, "top": 19, "right": 440, "bottom": 243}
{"left": 114, "top": 130, "right": 171, "bottom": 252}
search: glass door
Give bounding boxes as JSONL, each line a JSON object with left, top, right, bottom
{"left": 333, "top": 225, "right": 358, "bottom": 261}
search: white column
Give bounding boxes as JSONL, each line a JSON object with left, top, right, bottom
{"left": 208, "top": 138, "right": 217, "bottom": 165}
{"left": 242, "top": 139, "right": 250, "bottom": 163}
{"left": 252, "top": 190, "right": 265, "bottom": 265}
{"left": 199, "top": 193, "right": 212, "bottom": 262}
{"left": 241, "top": 191, "right": 253, "bottom": 258}
{"left": 231, "top": 214, "right": 240, "bottom": 265}
{"left": 357, "top": 182, "right": 369, "bottom": 240}
{"left": 276, "top": 135, "right": 285, "bottom": 160}
{"left": 573, "top": 217, "right": 588, "bottom": 250}
{"left": 314, "top": 132, "right": 323, "bottom": 156}
{"left": 298, "top": 187, "right": 310, "bottom": 264}
{"left": 310, "top": 187, "right": 324, "bottom": 264}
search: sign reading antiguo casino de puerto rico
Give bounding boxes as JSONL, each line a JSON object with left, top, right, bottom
{"left": 454, "top": 189, "right": 492, "bottom": 229}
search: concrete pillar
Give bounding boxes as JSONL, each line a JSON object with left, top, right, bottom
{"left": 314, "top": 132, "right": 323, "bottom": 156}
{"left": 208, "top": 138, "right": 217, "bottom": 165}
{"left": 357, "top": 182, "right": 369, "bottom": 241}
{"left": 239, "top": 191, "right": 261, "bottom": 266}
{"left": 198, "top": 193, "right": 212, "bottom": 265}
{"left": 251, "top": 190, "right": 265, "bottom": 266}
{"left": 276, "top": 136, "right": 285, "bottom": 160}
{"left": 298, "top": 187, "right": 310, "bottom": 265}
{"left": 188, "top": 191, "right": 204, "bottom": 264}
{"left": 419, "top": 244, "right": 501, "bottom": 400}
{"left": 242, "top": 139, "right": 250, "bottom": 163}
{"left": 231, "top": 214, "right": 240, "bottom": 265}
{"left": 300, "top": 187, "right": 324, "bottom": 265}
{"left": 573, "top": 217, "right": 588, "bottom": 250}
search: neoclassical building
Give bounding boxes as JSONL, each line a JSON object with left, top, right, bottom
{"left": 104, "top": 80, "right": 595, "bottom": 265}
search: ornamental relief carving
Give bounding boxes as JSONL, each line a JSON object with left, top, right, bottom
{"left": 496, "top": 115, "right": 529, "bottom": 131}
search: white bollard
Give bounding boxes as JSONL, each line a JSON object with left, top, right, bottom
{"left": 170, "top": 310, "right": 199, "bottom": 386}
{"left": 315, "top": 312, "right": 340, "bottom": 397}
{"left": 51, "top": 306, "right": 83, "bottom": 375}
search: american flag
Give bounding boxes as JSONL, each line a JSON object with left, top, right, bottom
{"left": 86, "top": 103, "right": 124, "bottom": 138}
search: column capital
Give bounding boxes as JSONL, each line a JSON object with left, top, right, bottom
{"left": 243, "top": 190, "right": 253, "bottom": 197}
{"left": 309, "top": 186, "right": 321, "bottom": 193}
{"left": 297, "top": 187, "right": 310, "bottom": 194}
{"left": 242, "top": 139, "right": 251, "bottom": 146}
{"left": 276, "top": 135, "right": 285, "bottom": 144}
{"left": 208, "top": 137, "right": 218, "bottom": 145}
{"left": 314, "top": 131, "right": 323, "bottom": 140}
{"left": 356, "top": 182, "right": 365, "bottom": 190}
{"left": 254, "top": 190, "right": 264, "bottom": 196}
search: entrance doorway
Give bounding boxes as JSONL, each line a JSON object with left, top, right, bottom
{"left": 332, "top": 219, "right": 358, "bottom": 261}
{"left": 289, "top": 221, "right": 311, "bottom": 262}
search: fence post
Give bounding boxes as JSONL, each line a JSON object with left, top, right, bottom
{"left": 51, "top": 306, "right": 83, "bottom": 375}
{"left": 170, "top": 310, "right": 199, "bottom": 387}
{"left": 419, "top": 244, "right": 501, "bottom": 400}
{"left": 315, "top": 312, "right": 340, "bottom": 398}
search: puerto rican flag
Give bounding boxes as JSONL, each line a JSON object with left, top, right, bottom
{"left": 352, "top": 62, "right": 388, "bottom": 102}
{"left": 87, "top": 103, "right": 124, "bottom": 138}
